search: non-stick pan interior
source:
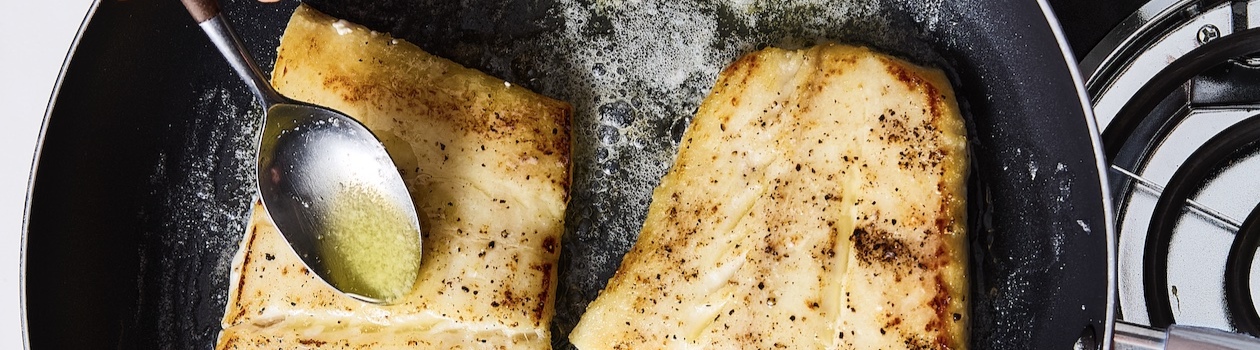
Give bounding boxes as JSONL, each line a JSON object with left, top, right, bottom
{"left": 25, "top": 0, "right": 1110, "bottom": 349}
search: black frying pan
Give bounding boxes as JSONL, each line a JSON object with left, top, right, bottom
{"left": 24, "top": 0, "right": 1114, "bottom": 349}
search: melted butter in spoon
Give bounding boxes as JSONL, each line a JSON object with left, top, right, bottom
{"left": 318, "top": 183, "right": 422, "bottom": 303}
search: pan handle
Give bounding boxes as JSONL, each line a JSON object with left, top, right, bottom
{"left": 1114, "top": 321, "right": 1260, "bottom": 350}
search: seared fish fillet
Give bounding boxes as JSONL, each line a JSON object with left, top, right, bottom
{"left": 569, "top": 44, "right": 968, "bottom": 349}
{"left": 216, "top": 5, "right": 571, "bottom": 349}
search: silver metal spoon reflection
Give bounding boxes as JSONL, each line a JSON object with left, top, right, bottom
{"left": 180, "top": 0, "right": 422, "bottom": 304}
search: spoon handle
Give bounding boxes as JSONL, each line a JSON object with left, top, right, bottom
{"left": 179, "top": 0, "right": 219, "bottom": 23}
{"left": 180, "top": 0, "right": 285, "bottom": 106}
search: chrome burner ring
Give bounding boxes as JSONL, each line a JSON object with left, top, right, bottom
{"left": 1085, "top": 0, "right": 1260, "bottom": 336}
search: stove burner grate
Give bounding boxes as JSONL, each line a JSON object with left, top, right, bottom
{"left": 1084, "top": 0, "right": 1260, "bottom": 338}
{"left": 1136, "top": 114, "right": 1260, "bottom": 334}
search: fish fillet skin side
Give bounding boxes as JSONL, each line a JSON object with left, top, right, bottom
{"left": 569, "top": 44, "right": 968, "bottom": 350}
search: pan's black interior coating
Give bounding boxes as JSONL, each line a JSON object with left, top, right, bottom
{"left": 25, "top": 0, "right": 1111, "bottom": 349}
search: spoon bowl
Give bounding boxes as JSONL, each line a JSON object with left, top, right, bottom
{"left": 180, "top": 0, "right": 423, "bottom": 304}
{"left": 258, "top": 103, "right": 423, "bottom": 302}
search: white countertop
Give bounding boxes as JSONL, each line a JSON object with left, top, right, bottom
{"left": 0, "top": 0, "right": 96, "bottom": 347}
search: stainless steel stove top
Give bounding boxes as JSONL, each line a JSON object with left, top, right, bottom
{"left": 1084, "top": 0, "right": 1260, "bottom": 337}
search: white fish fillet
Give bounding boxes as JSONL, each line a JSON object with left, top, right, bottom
{"left": 569, "top": 44, "right": 969, "bottom": 350}
{"left": 216, "top": 5, "right": 571, "bottom": 349}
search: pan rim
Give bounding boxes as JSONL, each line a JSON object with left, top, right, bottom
{"left": 1036, "top": 0, "right": 1120, "bottom": 348}
{"left": 19, "top": 0, "right": 103, "bottom": 349}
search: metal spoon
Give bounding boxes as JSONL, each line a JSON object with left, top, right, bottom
{"left": 179, "top": 0, "right": 422, "bottom": 304}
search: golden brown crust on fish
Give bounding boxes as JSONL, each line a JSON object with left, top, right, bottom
{"left": 569, "top": 44, "right": 968, "bottom": 350}
{"left": 216, "top": 4, "right": 570, "bottom": 349}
